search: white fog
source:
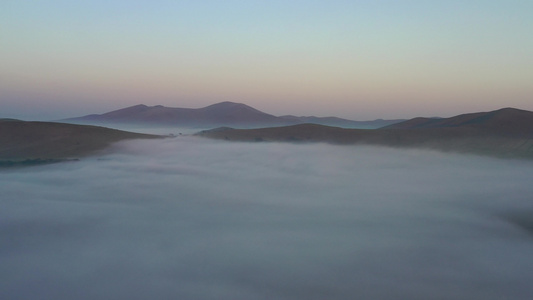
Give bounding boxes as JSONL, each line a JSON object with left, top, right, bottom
{"left": 1, "top": 137, "right": 533, "bottom": 299}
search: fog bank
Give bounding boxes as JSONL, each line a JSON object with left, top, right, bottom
{"left": 1, "top": 137, "right": 533, "bottom": 299}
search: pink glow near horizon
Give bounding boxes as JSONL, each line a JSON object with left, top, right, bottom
{"left": 1, "top": 1, "right": 532, "bottom": 121}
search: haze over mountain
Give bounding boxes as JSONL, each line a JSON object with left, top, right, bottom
{"left": 62, "top": 102, "right": 403, "bottom": 129}
{"left": 279, "top": 115, "right": 404, "bottom": 129}
{"left": 198, "top": 107, "right": 533, "bottom": 159}
{"left": 7, "top": 106, "right": 533, "bottom": 164}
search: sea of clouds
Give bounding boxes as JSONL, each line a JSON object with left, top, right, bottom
{"left": 1, "top": 136, "right": 533, "bottom": 300}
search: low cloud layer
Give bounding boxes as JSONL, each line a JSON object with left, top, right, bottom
{"left": 2, "top": 137, "right": 533, "bottom": 299}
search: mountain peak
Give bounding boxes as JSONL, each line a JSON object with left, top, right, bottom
{"left": 128, "top": 104, "right": 149, "bottom": 109}
{"left": 203, "top": 101, "right": 251, "bottom": 109}
{"left": 202, "top": 101, "right": 264, "bottom": 114}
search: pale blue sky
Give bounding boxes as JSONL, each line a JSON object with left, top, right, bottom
{"left": 1, "top": 1, "right": 532, "bottom": 120}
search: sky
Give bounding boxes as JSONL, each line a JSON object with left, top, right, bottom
{"left": 1, "top": 0, "right": 532, "bottom": 120}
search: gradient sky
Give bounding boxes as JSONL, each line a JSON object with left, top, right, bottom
{"left": 1, "top": 0, "right": 532, "bottom": 120}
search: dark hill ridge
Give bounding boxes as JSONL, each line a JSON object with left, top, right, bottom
{"left": 0, "top": 120, "right": 162, "bottom": 162}
{"left": 62, "top": 101, "right": 403, "bottom": 129}
{"left": 197, "top": 107, "right": 533, "bottom": 159}
{"left": 384, "top": 107, "right": 533, "bottom": 136}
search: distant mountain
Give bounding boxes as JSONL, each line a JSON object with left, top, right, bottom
{"left": 63, "top": 102, "right": 287, "bottom": 128}
{"left": 197, "top": 107, "right": 533, "bottom": 159}
{"left": 278, "top": 115, "right": 403, "bottom": 129}
{"left": 0, "top": 120, "right": 162, "bottom": 162}
{"left": 62, "top": 102, "right": 403, "bottom": 129}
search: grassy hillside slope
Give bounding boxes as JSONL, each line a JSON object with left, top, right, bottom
{"left": 197, "top": 108, "right": 533, "bottom": 159}
{"left": 0, "top": 120, "right": 162, "bottom": 161}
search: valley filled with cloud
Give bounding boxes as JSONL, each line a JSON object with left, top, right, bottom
{"left": 2, "top": 137, "right": 533, "bottom": 299}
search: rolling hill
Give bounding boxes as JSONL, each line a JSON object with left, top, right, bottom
{"left": 384, "top": 107, "right": 533, "bottom": 136}
{"left": 0, "top": 120, "right": 162, "bottom": 163}
{"left": 197, "top": 107, "right": 533, "bottom": 159}
{"left": 62, "top": 102, "right": 403, "bottom": 129}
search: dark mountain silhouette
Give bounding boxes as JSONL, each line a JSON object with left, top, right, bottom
{"left": 384, "top": 107, "right": 533, "bottom": 137}
{"left": 197, "top": 107, "right": 533, "bottom": 159}
{"left": 0, "top": 120, "right": 162, "bottom": 163}
{"left": 62, "top": 102, "right": 403, "bottom": 129}
{"left": 63, "top": 102, "right": 286, "bottom": 128}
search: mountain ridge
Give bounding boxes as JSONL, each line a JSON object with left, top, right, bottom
{"left": 197, "top": 107, "right": 533, "bottom": 159}
{"left": 384, "top": 107, "right": 533, "bottom": 137}
{"left": 62, "top": 102, "right": 403, "bottom": 129}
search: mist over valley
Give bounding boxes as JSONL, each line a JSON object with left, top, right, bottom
{"left": 2, "top": 136, "right": 533, "bottom": 299}
{"left": 3, "top": 1, "right": 533, "bottom": 298}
